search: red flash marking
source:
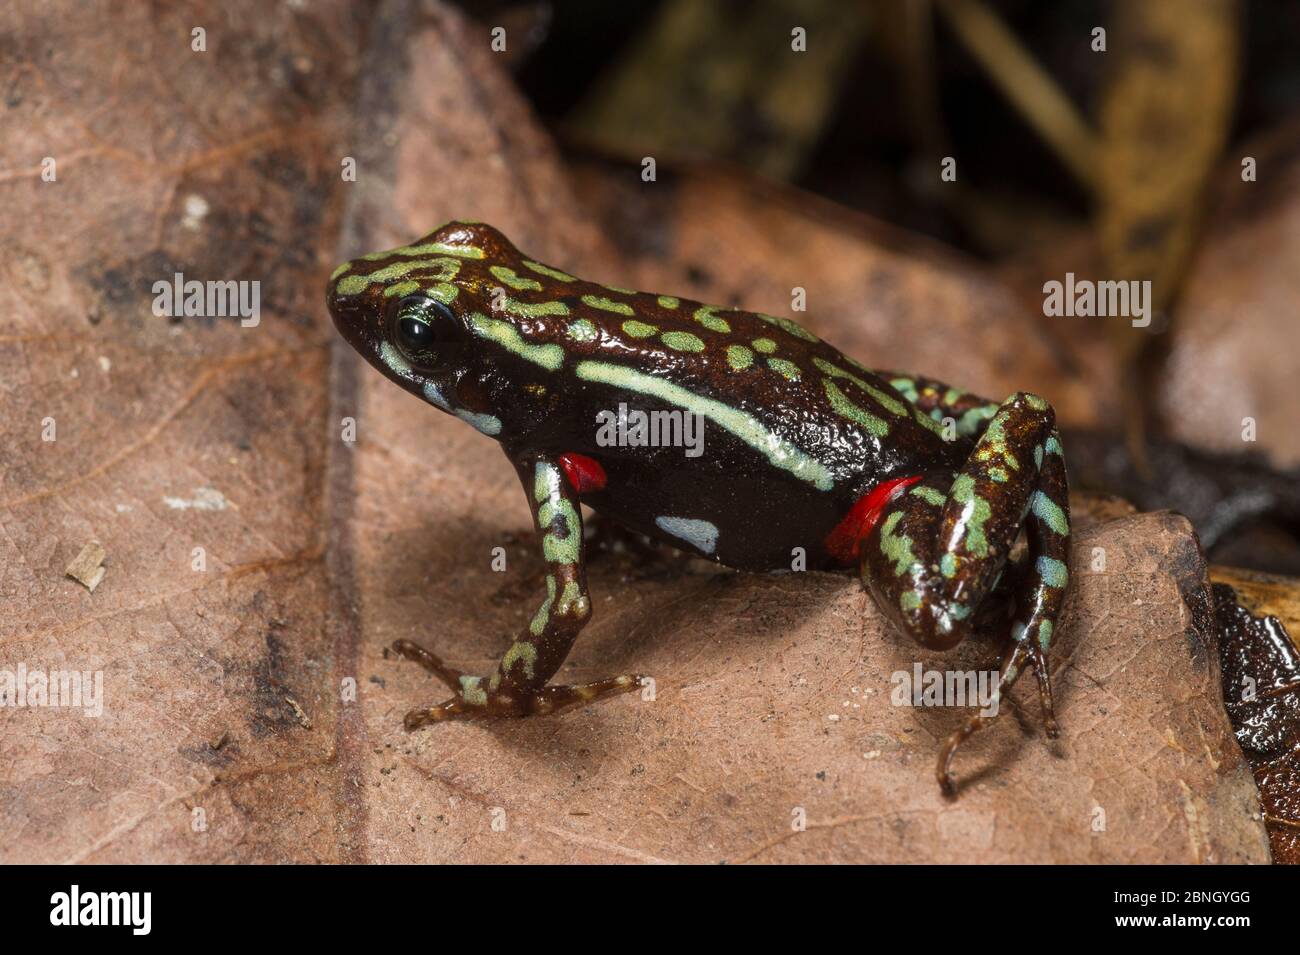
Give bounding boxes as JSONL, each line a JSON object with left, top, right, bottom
{"left": 558, "top": 453, "right": 607, "bottom": 494}
{"left": 825, "top": 475, "right": 924, "bottom": 564}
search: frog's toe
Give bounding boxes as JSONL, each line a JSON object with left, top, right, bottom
{"left": 403, "top": 698, "right": 470, "bottom": 730}
{"left": 526, "top": 673, "right": 647, "bottom": 716}
{"left": 391, "top": 638, "right": 464, "bottom": 691}
{"left": 1027, "top": 645, "right": 1060, "bottom": 739}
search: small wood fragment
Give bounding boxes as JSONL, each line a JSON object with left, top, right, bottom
{"left": 66, "top": 541, "right": 106, "bottom": 592}
{"left": 285, "top": 696, "right": 313, "bottom": 730}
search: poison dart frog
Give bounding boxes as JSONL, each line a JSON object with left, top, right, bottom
{"left": 327, "top": 221, "right": 1072, "bottom": 795}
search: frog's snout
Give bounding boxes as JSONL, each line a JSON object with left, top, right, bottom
{"left": 325, "top": 274, "right": 370, "bottom": 342}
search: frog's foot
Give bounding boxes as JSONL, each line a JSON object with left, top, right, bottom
{"left": 936, "top": 640, "right": 1058, "bottom": 797}
{"left": 401, "top": 672, "right": 646, "bottom": 730}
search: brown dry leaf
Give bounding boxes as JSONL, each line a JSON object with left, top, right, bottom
{"left": 0, "top": 0, "right": 1269, "bottom": 862}
{"left": 0, "top": 0, "right": 360, "bottom": 862}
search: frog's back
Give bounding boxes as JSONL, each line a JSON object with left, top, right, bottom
{"left": 478, "top": 264, "right": 965, "bottom": 493}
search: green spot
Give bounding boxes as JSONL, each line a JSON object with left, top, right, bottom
{"left": 900, "top": 590, "right": 922, "bottom": 612}
{"left": 957, "top": 405, "right": 996, "bottom": 437}
{"left": 693, "top": 306, "right": 731, "bottom": 333}
{"left": 759, "top": 312, "right": 819, "bottom": 342}
{"left": 912, "top": 486, "right": 946, "bottom": 507}
{"left": 767, "top": 358, "right": 801, "bottom": 381}
{"left": 459, "top": 676, "right": 488, "bottom": 706}
{"left": 556, "top": 579, "right": 583, "bottom": 616}
{"left": 533, "top": 461, "right": 559, "bottom": 502}
{"left": 1034, "top": 445, "right": 1044, "bottom": 468}
{"left": 657, "top": 295, "right": 680, "bottom": 309}
{"left": 503, "top": 298, "right": 569, "bottom": 319}
{"left": 1038, "top": 619, "right": 1054, "bottom": 651}
{"left": 490, "top": 265, "right": 542, "bottom": 291}
{"left": 943, "top": 602, "right": 972, "bottom": 622}
{"left": 940, "top": 553, "right": 958, "bottom": 578}
{"left": 1045, "top": 435, "right": 1064, "bottom": 457}
{"left": 823, "top": 380, "right": 888, "bottom": 438}
{"left": 890, "top": 377, "right": 918, "bottom": 403}
{"left": 335, "top": 256, "right": 462, "bottom": 296}
{"left": 726, "top": 344, "right": 754, "bottom": 371}
{"left": 361, "top": 241, "right": 485, "bottom": 261}
{"left": 582, "top": 295, "right": 634, "bottom": 316}
{"left": 913, "top": 407, "right": 947, "bottom": 437}
{"left": 524, "top": 260, "right": 576, "bottom": 282}
{"left": 752, "top": 338, "right": 777, "bottom": 354}
{"left": 606, "top": 285, "right": 637, "bottom": 295}
{"left": 539, "top": 498, "right": 582, "bottom": 564}
{"left": 534, "top": 463, "right": 581, "bottom": 564}
{"left": 329, "top": 262, "right": 350, "bottom": 281}
{"left": 622, "top": 320, "right": 658, "bottom": 338}
{"left": 989, "top": 467, "right": 1009, "bottom": 483}
{"left": 974, "top": 414, "right": 1020, "bottom": 471}
{"left": 505, "top": 639, "right": 540, "bottom": 676}
{"left": 1037, "top": 556, "right": 1069, "bottom": 589}
{"left": 1024, "top": 394, "right": 1049, "bottom": 412}
{"left": 567, "top": 319, "right": 599, "bottom": 342}
{"left": 469, "top": 313, "right": 564, "bottom": 370}
{"left": 575, "top": 361, "right": 834, "bottom": 490}
{"left": 660, "top": 331, "right": 705, "bottom": 352}
{"left": 1030, "top": 490, "right": 1070, "bottom": 536}
{"left": 813, "top": 358, "right": 908, "bottom": 417}
{"left": 382, "top": 280, "right": 421, "bottom": 299}
{"left": 949, "top": 474, "right": 992, "bottom": 558}
{"left": 879, "top": 512, "right": 919, "bottom": 577}
{"left": 528, "top": 576, "right": 556, "bottom": 637}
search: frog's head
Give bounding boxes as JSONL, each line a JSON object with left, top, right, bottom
{"left": 326, "top": 221, "right": 527, "bottom": 436}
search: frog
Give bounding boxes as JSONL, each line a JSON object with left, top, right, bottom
{"left": 326, "top": 221, "right": 1072, "bottom": 795}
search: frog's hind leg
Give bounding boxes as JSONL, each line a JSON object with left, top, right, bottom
{"left": 858, "top": 391, "right": 1070, "bottom": 795}
{"left": 395, "top": 454, "right": 645, "bottom": 730}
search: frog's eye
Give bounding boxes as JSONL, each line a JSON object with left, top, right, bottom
{"left": 390, "top": 297, "right": 456, "bottom": 370}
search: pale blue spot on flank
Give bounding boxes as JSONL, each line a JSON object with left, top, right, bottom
{"left": 655, "top": 516, "right": 719, "bottom": 555}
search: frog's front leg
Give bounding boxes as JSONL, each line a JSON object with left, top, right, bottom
{"left": 858, "top": 391, "right": 1070, "bottom": 795}
{"left": 394, "top": 454, "right": 644, "bottom": 729}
